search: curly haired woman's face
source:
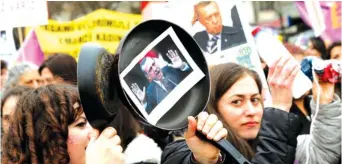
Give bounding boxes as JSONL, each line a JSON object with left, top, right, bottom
{"left": 2, "top": 96, "right": 18, "bottom": 134}
{"left": 217, "top": 76, "right": 263, "bottom": 140}
{"left": 67, "top": 113, "right": 93, "bottom": 164}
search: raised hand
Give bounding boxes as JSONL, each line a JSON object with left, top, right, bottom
{"left": 185, "top": 112, "right": 227, "bottom": 164}
{"left": 86, "top": 127, "right": 125, "bottom": 164}
{"left": 131, "top": 83, "right": 146, "bottom": 104}
{"left": 267, "top": 56, "right": 300, "bottom": 112}
{"left": 312, "top": 73, "right": 336, "bottom": 104}
{"left": 166, "top": 49, "right": 185, "bottom": 69}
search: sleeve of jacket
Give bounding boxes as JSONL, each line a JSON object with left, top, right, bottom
{"left": 160, "top": 139, "right": 195, "bottom": 164}
{"left": 251, "top": 107, "right": 301, "bottom": 164}
{"left": 295, "top": 94, "right": 341, "bottom": 164}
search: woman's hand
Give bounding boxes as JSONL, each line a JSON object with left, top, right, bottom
{"left": 312, "top": 73, "right": 335, "bottom": 104}
{"left": 184, "top": 112, "right": 228, "bottom": 164}
{"left": 267, "top": 56, "right": 300, "bottom": 112}
{"left": 86, "top": 127, "right": 125, "bottom": 164}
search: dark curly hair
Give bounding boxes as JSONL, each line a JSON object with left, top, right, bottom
{"left": 2, "top": 84, "right": 83, "bottom": 164}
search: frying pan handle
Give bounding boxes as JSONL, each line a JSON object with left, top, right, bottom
{"left": 195, "top": 131, "right": 251, "bottom": 164}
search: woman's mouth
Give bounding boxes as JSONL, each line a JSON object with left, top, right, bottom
{"left": 242, "top": 121, "right": 258, "bottom": 127}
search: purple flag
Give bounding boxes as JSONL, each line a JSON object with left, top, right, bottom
{"left": 17, "top": 29, "right": 45, "bottom": 66}
{"left": 296, "top": 1, "right": 341, "bottom": 42}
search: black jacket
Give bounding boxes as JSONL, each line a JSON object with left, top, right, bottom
{"left": 193, "top": 26, "right": 247, "bottom": 53}
{"left": 289, "top": 96, "right": 312, "bottom": 135}
{"left": 161, "top": 108, "right": 301, "bottom": 164}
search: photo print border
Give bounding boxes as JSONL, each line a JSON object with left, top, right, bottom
{"left": 120, "top": 27, "right": 205, "bottom": 125}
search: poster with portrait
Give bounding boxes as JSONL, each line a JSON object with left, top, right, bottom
{"left": 148, "top": 0, "right": 273, "bottom": 106}
{"left": 119, "top": 27, "right": 205, "bottom": 125}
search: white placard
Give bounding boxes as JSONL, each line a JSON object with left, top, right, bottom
{"left": 0, "top": 0, "right": 48, "bottom": 30}
{"left": 150, "top": 0, "right": 272, "bottom": 107}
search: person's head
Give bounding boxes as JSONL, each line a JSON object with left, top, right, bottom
{"left": 207, "top": 63, "right": 263, "bottom": 159}
{"left": 195, "top": 1, "right": 223, "bottom": 35}
{"left": 1, "top": 86, "right": 32, "bottom": 134}
{"left": 38, "top": 53, "right": 77, "bottom": 85}
{"left": 140, "top": 57, "right": 163, "bottom": 81}
{"left": 327, "top": 41, "right": 341, "bottom": 60}
{"left": 2, "top": 84, "right": 92, "bottom": 164}
{"left": 1, "top": 60, "right": 8, "bottom": 89}
{"left": 5, "top": 62, "right": 42, "bottom": 89}
{"left": 305, "top": 37, "right": 328, "bottom": 59}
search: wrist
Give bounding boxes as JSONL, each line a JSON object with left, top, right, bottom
{"left": 314, "top": 96, "right": 334, "bottom": 104}
{"left": 272, "top": 104, "right": 290, "bottom": 112}
{"left": 192, "top": 153, "right": 220, "bottom": 164}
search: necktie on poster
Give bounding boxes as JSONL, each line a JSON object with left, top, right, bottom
{"left": 207, "top": 36, "right": 219, "bottom": 54}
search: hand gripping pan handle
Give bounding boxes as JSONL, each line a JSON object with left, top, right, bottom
{"left": 196, "top": 131, "right": 251, "bottom": 164}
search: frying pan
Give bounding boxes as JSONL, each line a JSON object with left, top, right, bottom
{"left": 78, "top": 20, "right": 250, "bottom": 164}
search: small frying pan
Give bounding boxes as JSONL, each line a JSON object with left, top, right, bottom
{"left": 78, "top": 20, "right": 251, "bottom": 164}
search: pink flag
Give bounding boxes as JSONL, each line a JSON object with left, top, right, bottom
{"left": 296, "top": 1, "right": 341, "bottom": 42}
{"left": 16, "top": 29, "right": 45, "bottom": 66}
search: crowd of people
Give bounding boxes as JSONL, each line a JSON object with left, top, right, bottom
{"left": 0, "top": 10, "right": 341, "bottom": 164}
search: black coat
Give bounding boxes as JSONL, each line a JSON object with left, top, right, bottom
{"left": 193, "top": 26, "right": 247, "bottom": 53}
{"left": 161, "top": 108, "right": 301, "bottom": 164}
{"left": 289, "top": 96, "right": 312, "bottom": 135}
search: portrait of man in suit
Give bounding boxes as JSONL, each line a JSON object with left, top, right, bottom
{"left": 130, "top": 49, "right": 191, "bottom": 114}
{"left": 192, "top": 1, "right": 247, "bottom": 54}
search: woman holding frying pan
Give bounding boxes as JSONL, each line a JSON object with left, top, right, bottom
{"left": 162, "top": 56, "right": 302, "bottom": 164}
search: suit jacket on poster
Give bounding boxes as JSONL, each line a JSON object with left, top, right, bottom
{"left": 145, "top": 66, "right": 190, "bottom": 114}
{"left": 193, "top": 26, "right": 247, "bottom": 53}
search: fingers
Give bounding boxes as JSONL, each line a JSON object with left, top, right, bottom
{"left": 197, "top": 112, "right": 209, "bottom": 131}
{"left": 270, "top": 56, "right": 291, "bottom": 83}
{"left": 89, "top": 129, "right": 100, "bottom": 140}
{"left": 213, "top": 129, "right": 228, "bottom": 142}
{"left": 166, "top": 51, "right": 171, "bottom": 59}
{"left": 174, "top": 50, "right": 179, "bottom": 57}
{"left": 277, "top": 59, "right": 298, "bottom": 85}
{"left": 269, "top": 57, "right": 299, "bottom": 89}
{"left": 268, "top": 56, "right": 282, "bottom": 78}
{"left": 168, "top": 50, "right": 175, "bottom": 58}
{"left": 185, "top": 116, "right": 197, "bottom": 139}
{"left": 112, "top": 145, "right": 123, "bottom": 153}
{"left": 131, "top": 83, "right": 138, "bottom": 92}
{"left": 206, "top": 120, "right": 223, "bottom": 140}
{"left": 202, "top": 114, "right": 218, "bottom": 135}
{"left": 268, "top": 56, "right": 290, "bottom": 86}
{"left": 284, "top": 64, "right": 300, "bottom": 87}
{"left": 98, "top": 127, "right": 117, "bottom": 141}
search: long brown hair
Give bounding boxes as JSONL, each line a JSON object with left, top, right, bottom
{"left": 2, "top": 84, "right": 83, "bottom": 164}
{"left": 207, "top": 63, "right": 263, "bottom": 160}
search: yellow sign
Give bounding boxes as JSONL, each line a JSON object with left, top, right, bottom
{"left": 32, "top": 9, "right": 142, "bottom": 58}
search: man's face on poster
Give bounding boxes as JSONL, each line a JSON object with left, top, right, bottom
{"left": 197, "top": 2, "right": 223, "bottom": 35}
{"left": 143, "top": 57, "right": 163, "bottom": 81}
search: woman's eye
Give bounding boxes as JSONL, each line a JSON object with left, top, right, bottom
{"left": 251, "top": 98, "right": 261, "bottom": 104}
{"left": 76, "top": 122, "right": 86, "bottom": 127}
{"left": 231, "top": 100, "right": 242, "bottom": 105}
{"left": 3, "top": 115, "right": 9, "bottom": 121}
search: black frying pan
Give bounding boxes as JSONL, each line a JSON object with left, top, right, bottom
{"left": 78, "top": 20, "right": 250, "bottom": 164}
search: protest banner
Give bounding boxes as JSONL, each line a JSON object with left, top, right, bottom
{"left": 30, "top": 9, "right": 142, "bottom": 58}
{"left": 296, "top": 1, "right": 341, "bottom": 43}
{"left": 0, "top": 0, "right": 48, "bottom": 30}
